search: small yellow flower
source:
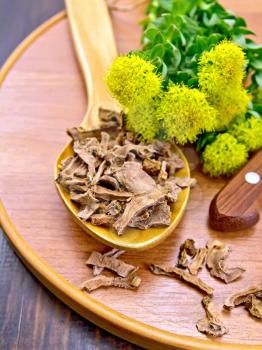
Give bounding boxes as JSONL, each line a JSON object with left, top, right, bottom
{"left": 202, "top": 133, "right": 248, "bottom": 177}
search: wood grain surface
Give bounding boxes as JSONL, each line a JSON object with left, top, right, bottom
{"left": 0, "top": 1, "right": 140, "bottom": 349}
{"left": 0, "top": 0, "right": 262, "bottom": 349}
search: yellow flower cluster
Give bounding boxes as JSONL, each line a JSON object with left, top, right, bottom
{"left": 198, "top": 41, "right": 250, "bottom": 129}
{"left": 105, "top": 55, "right": 161, "bottom": 108}
{"left": 156, "top": 85, "right": 217, "bottom": 144}
{"left": 202, "top": 133, "right": 248, "bottom": 177}
{"left": 126, "top": 100, "right": 160, "bottom": 141}
{"left": 105, "top": 41, "right": 254, "bottom": 161}
{"left": 106, "top": 55, "right": 219, "bottom": 143}
{"left": 229, "top": 116, "right": 262, "bottom": 152}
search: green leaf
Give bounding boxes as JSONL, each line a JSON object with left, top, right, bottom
{"left": 171, "top": 46, "right": 182, "bottom": 69}
{"left": 207, "top": 33, "right": 223, "bottom": 46}
{"left": 199, "top": 0, "right": 216, "bottom": 11}
{"left": 255, "top": 71, "right": 262, "bottom": 87}
{"left": 179, "top": 31, "right": 187, "bottom": 47}
{"left": 172, "top": 70, "right": 192, "bottom": 82}
{"left": 251, "top": 60, "right": 262, "bottom": 70}
{"left": 151, "top": 56, "right": 163, "bottom": 68}
{"left": 248, "top": 107, "right": 261, "bottom": 116}
{"left": 187, "top": 77, "right": 198, "bottom": 87}
{"left": 245, "top": 40, "right": 262, "bottom": 50}
{"left": 235, "top": 17, "right": 247, "bottom": 27}
{"left": 159, "top": 0, "right": 173, "bottom": 12}
{"left": 143, "top": 27, "right": 158, "bottom": 40}
{"left": 171, "top": 0, "right": 196, "bottom": 15}
{"left": 156, "top": 126, "right": 168, "bottom": 140}
{"left": 232, "top": 27, "right": 255, "bottom": 36}
{"left": 159, "top": 13, "right": 173, "bottom": 28}
{"left": 154, "top": 32, "right": 164, "bottom": 44}
{"left": 248, "top": 82, "right": 258, "bottom": 92}
{"left": 161, "top": 61, "right": 168, "bottom": 78}
{"left": 223, "top": 18, "right": 235, "bottom": 27}
{"left": 203, "top": 13, "right": 220, "bottom": 27}
{"left": 195, "top": 36, "right": 209, "bottom": 53}
{"left": 196, "top": 132, "right": 218, "bottom": 152}
{"left": 186, "top": 43, "right": 198, "bottom": 56}
{"left": 150, "top": 43, "right": 165, "bottom": 59}
{"left": 232, "top": 34, "right": 246, "bottom": 46}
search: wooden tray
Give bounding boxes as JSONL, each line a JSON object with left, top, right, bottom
{"left": 0, "top": 2, "right": 262, "bottom": 349}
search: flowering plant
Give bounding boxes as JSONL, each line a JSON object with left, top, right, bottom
{"left": 105, "top": 0, "right": 262, "bottom": 177}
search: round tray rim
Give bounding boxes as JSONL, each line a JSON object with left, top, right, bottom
{"left": 1, "top": 11, "right": 261, "bottom": 350}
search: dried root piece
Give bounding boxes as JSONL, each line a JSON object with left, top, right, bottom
{"left": 188, "top": 248, "right": 207, "bottom": 276}
{"left": 206, "top": 240, "right": 245, "bottom": 283}
{"left": 245, "top": 293, "right": 262, "bottom": 319}
{"left": 92, "top": 249, "right": 125, "bottom": 276}
{"left": 173, "top": 177, "right": 197, "bottom": 188}
{"left": 224, "top": 283, "right": 262, "bottom": 309}
{"left": 81, "top": 274, "right": 141, "bottom": 293}
{"left": 177, "top": 239, "right": 198, "bottom": 268}
{"left": 177, "top": 239, "right": 206, "bottom": 275}
{"left": 58, "top": 114, "right": 190, "bottom": 235}
{"left": 158, "top": 161, "right": 168, "bottom": 182}
{"left": 149, "top": 264, "right": 214, "bottom": 295}
{"left": 90, "top": 213, "right": 115, "bottom": 226}
{"left": 86, "top": 251, "right": 136, "bottom": 277}
{"left": 99, "top": 108, "right": 123, "bottom": 129}
{"left": 142, "top": 158, "right": 161, "bottom": 176}
{"left": 197, "top": 297, "right": 228, "bottom": 337}
{"left": 224, "top": 284, "right": 262, "bottom": 319}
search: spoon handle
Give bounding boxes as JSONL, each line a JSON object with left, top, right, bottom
{"left": 65, "top": 0, "right": 119, "bottom": 129}
{"left": 209, "top": 149, "right": 262, "bottom": 231}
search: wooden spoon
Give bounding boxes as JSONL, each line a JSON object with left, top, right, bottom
{"left": 54, "top": 0, "right": 190, "bottom": 251}
{"left": 209, "top": 149, "right": 262, "bottom": 231}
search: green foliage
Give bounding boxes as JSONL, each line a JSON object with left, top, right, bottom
{"left": 251, "top": 87, "right": 262, "bottom": 115}
{"left": 156, "top": 84, "right": 217, "bottom": 144}
{"left": 229, "top": 116, "right": 262, "bottom": 152}
{"left": 105, "top": 54, "right": 162, "bottom": 107}
{"left": 198, "top": 41, "right": 250, "bottom": 128}
{"left": 202, "top": 133, "right": 248, "bottom": 177}
{"left": 141, "top": 0, "right": 262, "bottom": 113}
{"left": 196, "top": 131, "right": 218, "bottom": 152}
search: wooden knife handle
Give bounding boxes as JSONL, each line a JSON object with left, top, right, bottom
{"left": 209, "top": 149, "right": 262, "bottom": 231}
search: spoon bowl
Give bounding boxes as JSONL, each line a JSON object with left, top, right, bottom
{"left": 55, "top": 142, "right": 190, "bottom": 251}
{"left": 55, "top": 0, "right": 190, "bottom": 251}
